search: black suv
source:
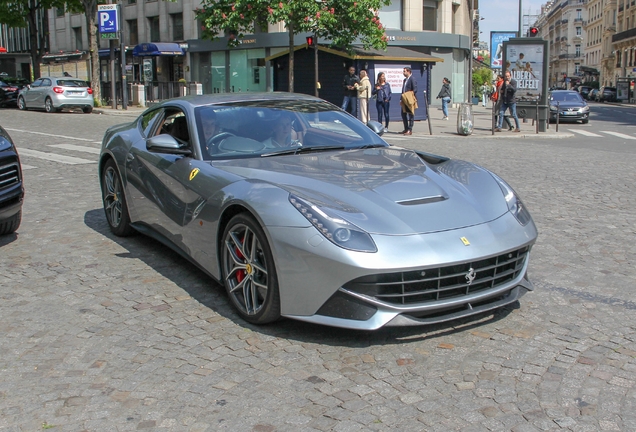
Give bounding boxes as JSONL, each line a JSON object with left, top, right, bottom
{"left": 0, "top": 126, "right": 24, "bottom": 235}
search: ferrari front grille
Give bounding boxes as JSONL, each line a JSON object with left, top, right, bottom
{"left": 343, "top": 246, "right": 529, "bottom": 305}
{"left": 0, "top": 162, "right": 20, "bottom": 189}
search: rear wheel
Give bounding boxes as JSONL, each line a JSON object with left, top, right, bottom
{"left": 83, "top": 106, "right": 93, "bottom": 114}
{"left": 44, "top": 97, "right": 57, "bottom": 113}
{"left": 17, "top": 97, "right": 27, "bottom": 110}
{"left": 0, "top": 210, "right": 21, "bottom": 235}
{"left": 101, "top": 159, "right": 135, "bottom": 237}
{"left": 221, "top": 213, "right": 281, "bottom": 324}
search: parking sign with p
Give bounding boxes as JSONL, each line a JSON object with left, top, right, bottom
{"left": 98, "top": 4, "right": 118, "bottom": 33}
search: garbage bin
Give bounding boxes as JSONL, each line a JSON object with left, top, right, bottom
{"left": 456, "top": 103, "right": 474, "bottom": 135}
{"left": 189, "top": 83, "right": 203, "bottom": 96}
{"left": 131, "top": 84, "right": 146, "bottom": 107}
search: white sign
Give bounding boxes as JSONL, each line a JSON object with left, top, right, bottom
{"left": 374, "top": 64, "right": 408, "bottom": 94}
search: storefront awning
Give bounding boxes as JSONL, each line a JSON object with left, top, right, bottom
{"left": 41, "top": 51, "right": 87, "bottom": 64}
{"left": 132, "top": 43, "right": 184, "bottom": 57}
{"left": 265, "top": 45, "right": 443, "bottom": 63}
{"left": 579, "top": 66, "right": 600, "bottom": 75}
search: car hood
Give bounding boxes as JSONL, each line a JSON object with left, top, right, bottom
{"left": 212, "top": 148, "right": 510, "bottom": 235}
{"left": 551, "top": 101, "right": 586, "bottom": 109}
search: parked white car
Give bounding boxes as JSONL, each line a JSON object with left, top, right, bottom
{"left": 18, "top": 76, "right": 94, "bottom": 113}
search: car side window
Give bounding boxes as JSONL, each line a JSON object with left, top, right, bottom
{"left": 41, "top": 78, "right": 52, "bottom": 87}
{"left": 158, "top": 111, "right": 190, "bottom": 145}
{"left": 31, "top": 79, "right": 43, "bottom": 88}
{"left": 140, "top": 109, "right": 163, "bottom": 138}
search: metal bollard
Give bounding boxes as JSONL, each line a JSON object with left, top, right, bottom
{"left": 556, "top": 102, "right": 560, "bottom": 133}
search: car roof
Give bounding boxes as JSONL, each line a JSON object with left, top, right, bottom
{"left": 157, "top": 92, "right": 326, "bottom": 109}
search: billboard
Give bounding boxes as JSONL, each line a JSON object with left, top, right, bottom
{"left": 505, "top": 43, "right": 544, "bottom": 102}
{"left": 490, "top": 31, "right": 517, "bottom": 69}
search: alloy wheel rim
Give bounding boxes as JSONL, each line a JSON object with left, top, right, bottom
{"left": 223, "top": 223, "right": 268, "bottom": 316}
{"left": 103, "top": 167, "right": 122, "bottom": 227}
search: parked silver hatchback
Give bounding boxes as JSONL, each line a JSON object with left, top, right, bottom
{"left": 17, "top": 76, "right": 94, "bottom": 113}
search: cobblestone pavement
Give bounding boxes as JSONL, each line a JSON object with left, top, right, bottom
{"left": 0, "top": 108, "right": 634, "bottom": 432}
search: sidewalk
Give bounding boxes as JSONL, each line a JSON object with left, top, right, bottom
{"left": 95, "top": 101, "right": 574, "bottom": 139}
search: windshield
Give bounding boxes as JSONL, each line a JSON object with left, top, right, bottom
{"left": 195, "top": 100, "right": 388, "bottom": 160}
{"left": 550, "top": 92, "right": 583, "bottom": 103}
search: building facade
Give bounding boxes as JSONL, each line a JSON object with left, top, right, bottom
{"left": 41, "top": 0, "right": 475, "bottom": 106}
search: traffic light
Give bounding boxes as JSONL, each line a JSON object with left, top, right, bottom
{"left": 306, "top": 36, "right": 315, "bottom": 47}
{"left": 528, "top": 27, "right": 539, "bottom": 37}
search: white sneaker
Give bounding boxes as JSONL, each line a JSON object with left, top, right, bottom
{"left": 383, "top": 128, "right": 388, "bottom": 133}
{"left": 442, "top": 117, "right": 448, "bottom": 120}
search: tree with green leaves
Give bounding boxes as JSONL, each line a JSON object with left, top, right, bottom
{"left": 0, "top": 0, "right": 68, "bottom": 79}
{"left": 196, "top": 0, "right": 391, "bottom": 92}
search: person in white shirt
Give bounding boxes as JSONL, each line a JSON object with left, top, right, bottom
{"left": 262, "top": 115, "right": 294, "bottom": 148}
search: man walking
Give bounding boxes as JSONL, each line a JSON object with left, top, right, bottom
{"left": 399, "top": 67, "right": 417, "bottom": 135}
{"left": 341, "top": 66, "right": 360, "bottom": 118}
{"left": 495, "top": 70, "right": 520, "bottom": 132}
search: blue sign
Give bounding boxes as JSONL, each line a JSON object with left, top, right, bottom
{"left": 98, "top": 5, "right": 118, "bottom": 34}
{"left": 491, "top": 31, "right": 518, "bottom": 69}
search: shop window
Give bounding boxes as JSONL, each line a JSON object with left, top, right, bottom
{"left": 149, "top": 16, "right": 160, "bottom": 42}
{"left": 423, "top": 1, "right": 438, "bottom": 31}
{"left": 128, "top": 19, "right": 138, "bottom": 46}
{"left": 73, "top": 27, "right": 82, "bottom": 51}
{"left": 171, "top": 13, "right": 183, "bottom": 41}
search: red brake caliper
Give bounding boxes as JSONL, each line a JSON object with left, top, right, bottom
{"left": 235, "top": 237, "right": 245, "bottom": 283}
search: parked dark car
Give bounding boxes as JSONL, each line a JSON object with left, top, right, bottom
{"left": 0, "top": 125, "right": 24, "bottom": 235}
{"left": 0, "top": 80, "right": 20, "bottom": 107}
{"left": 577, "top": 86, "right": 593, "bottom": 100}
{"left": 597, "top": 86, "right": 617, "bottom": 103}
{"left": 549, "top": 90, "right": 590, "bottom": 123}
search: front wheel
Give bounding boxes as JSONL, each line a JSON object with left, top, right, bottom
{"left": 221, "top": 213, "right": 280, "bottom": 324}
{"left": 0, "top": 210, "right": 21, "bottom": 235}
{"left": 44, "top": 97, "right": 57, "bottom": 113}
{"left": 101, "top": 159, "right": 135, "bottom": 237}
{"left": 17, "top": 97, "right": 27, "bottom": 110}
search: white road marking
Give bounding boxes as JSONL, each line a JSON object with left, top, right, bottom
{"left": 4, "top": 128, "right": 95, "bottom": 142}
{"left": 17, "top": 148, "right": 97, "bottom": 164}
{"left": 600, "top": 131, "right": 636, "bottom": 140}
{"left": 49, "top": 144, "right": 101, "bottom": 154}
{"left": 568, "top": 129, "right": 603, "bottom": 137}
{"left": 20, "top": 164, "right": 38, "bottom": 170}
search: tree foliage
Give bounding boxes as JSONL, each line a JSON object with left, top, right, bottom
{"left": 472, "top": 67, "right": 494, "bottom": 97}
{"left": 196, "top": 0, "right": 391, "bottom": 91}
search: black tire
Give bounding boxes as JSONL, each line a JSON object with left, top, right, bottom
{"left": 221, "top": 213, "right": 280, "bottom": 324}
{"left": 83, "top": 106, "right": 93, "bottom": 114}
{"left": 101, "top": 159, "right": 135, "bottom": 237}
{"left": 44, "top": 97, "right": 57, "bottom": 113}
{"left": 582, "top": 118, "right": 589, "bottom": 124}
{"left": 0, "top": 210, "right": 21, "bottom": 235}
{"left": 17, "top": 97, "right": 27, "bottom": 111}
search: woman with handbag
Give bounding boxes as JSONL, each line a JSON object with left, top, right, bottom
{"left": 372, "top": 72, "right": 392, "bottom": 133}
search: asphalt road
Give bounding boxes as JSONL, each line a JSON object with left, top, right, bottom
{"left": 0, "top": 105, "right": 635, "bottom": 431}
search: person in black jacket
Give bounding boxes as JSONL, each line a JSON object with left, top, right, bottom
{"left": 436, "top": 77, "right": 451, "bottom": 120}
{"left": 341, "top": 66, "right": 360, "bottom": 118}
{"left": 372, "top": 72, "right": 392, "bottom": 132}
{"left": 495, "top": 70, "right": 521, "bottom": 132}
{"left": 400, "top": 67, "right": 417, "bottom": 135}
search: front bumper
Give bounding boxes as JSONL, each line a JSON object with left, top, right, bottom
{"left": 550, "top": 111, "right": 588, "bottom": 121}
{"left": 269, "top": 211, "right": 538, "bottom": 330}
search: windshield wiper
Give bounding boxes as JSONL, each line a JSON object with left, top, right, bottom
{"left": 356, "top": 144, "right": 386, "bottom": 149}
{"left": 261, "top": 145, "right": 345, "bottom": 158}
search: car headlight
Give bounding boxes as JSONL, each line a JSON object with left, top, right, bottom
{"left": 289, "top": 194, "right": 377, "bottom": 252}
{"left": 579, "top": 105, "right": 589, "bottom": 113}
{"left": 490, "top": 174, "right": 532, "bottom": 226}
{"left": 549, "top": 105, "right": 557, "bottom": 111}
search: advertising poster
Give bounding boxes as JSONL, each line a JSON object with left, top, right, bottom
{"left": 506, "top": 43, "right": 543, "bottom": 102}
{"left": 491, "top": 32, "right": 517, "bottom": 69}
{"left": 375, "top": 64, "right": 408, "bottom": 94}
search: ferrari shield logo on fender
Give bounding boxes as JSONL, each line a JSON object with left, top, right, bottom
{"left": 460, "top": 237, "right": 470, "bottom": 246}
{"left": 189, "top": 168, "right": 200, "bottom": 181}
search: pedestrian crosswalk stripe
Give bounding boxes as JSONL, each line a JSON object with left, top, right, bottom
{"left": 20, "top": 164, "right": 37, "bottom": 170}
{"left": 568, "top": 129, "right": 603, "bottom": 137}
{"left": 49, "top": 144, "right": 101, "bottom": 154}
{"left": 4, "top": 128, "right": 95, "bottom": 142}
{"left": 17, "top": 148, "right": 97, "bottom": 165}
{"left": 600, "top": 131, "right": 636, "bottom": 140}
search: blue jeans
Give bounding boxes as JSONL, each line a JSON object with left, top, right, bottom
{"left": 441, "top": 96, "right": 450, "bottom": 117}
{"left": 376, "top": 101, "right": 390, "bottom": 127}
{"left": 482, "top": 94, "right": 487, "bottom": 106}
{"left": 498, "top": 102, "right": 520, "bottom": 129}
{"left": 342, "top": 96, "right": 358, "bottom": 118}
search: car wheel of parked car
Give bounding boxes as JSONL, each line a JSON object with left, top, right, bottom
{"left": 0, "top": 210, "right": 21, "bottom": 235}
{"left": 221, "top": 213, "right": 281, "bottom": 324}
{"left": 101, "top": 159, "right": 135, "bottom": 237}
{"left": 83, "top": 106, "right": 93, "bottom": 114}
{"left": 17, "top": 97, "right": 27, "bottom": 110}
{"left": 44, "top": 97, "right": 58, "bottom": 113}
{"left": 582, "top": 118, "right": 589, "bottom": 124}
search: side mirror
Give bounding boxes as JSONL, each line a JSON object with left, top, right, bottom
{"left": 146, "top": 134, "right": 192, "bottom": 156}
{"left": 366, "top": 120, "right": 385, "bottom": 136}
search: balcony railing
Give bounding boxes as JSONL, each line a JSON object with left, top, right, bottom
{"left": 612, "top": 26, "right": 636, "bottom": 42}
{"left": 559, "top": 53, "right": 580, "bottom": 59}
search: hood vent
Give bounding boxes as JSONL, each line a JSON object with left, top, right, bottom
{"left": 396, "top": 195, "right": 446, "bottom": 206}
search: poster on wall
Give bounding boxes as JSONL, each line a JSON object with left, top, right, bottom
{"left": 373, "top": 64, "right": 408, "bottom": 94}
{"left": 491, "top": 32, "right": 517, "bottom": 69}
{"left": 505, "top": 43, "right": 543, "bottom": 102}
